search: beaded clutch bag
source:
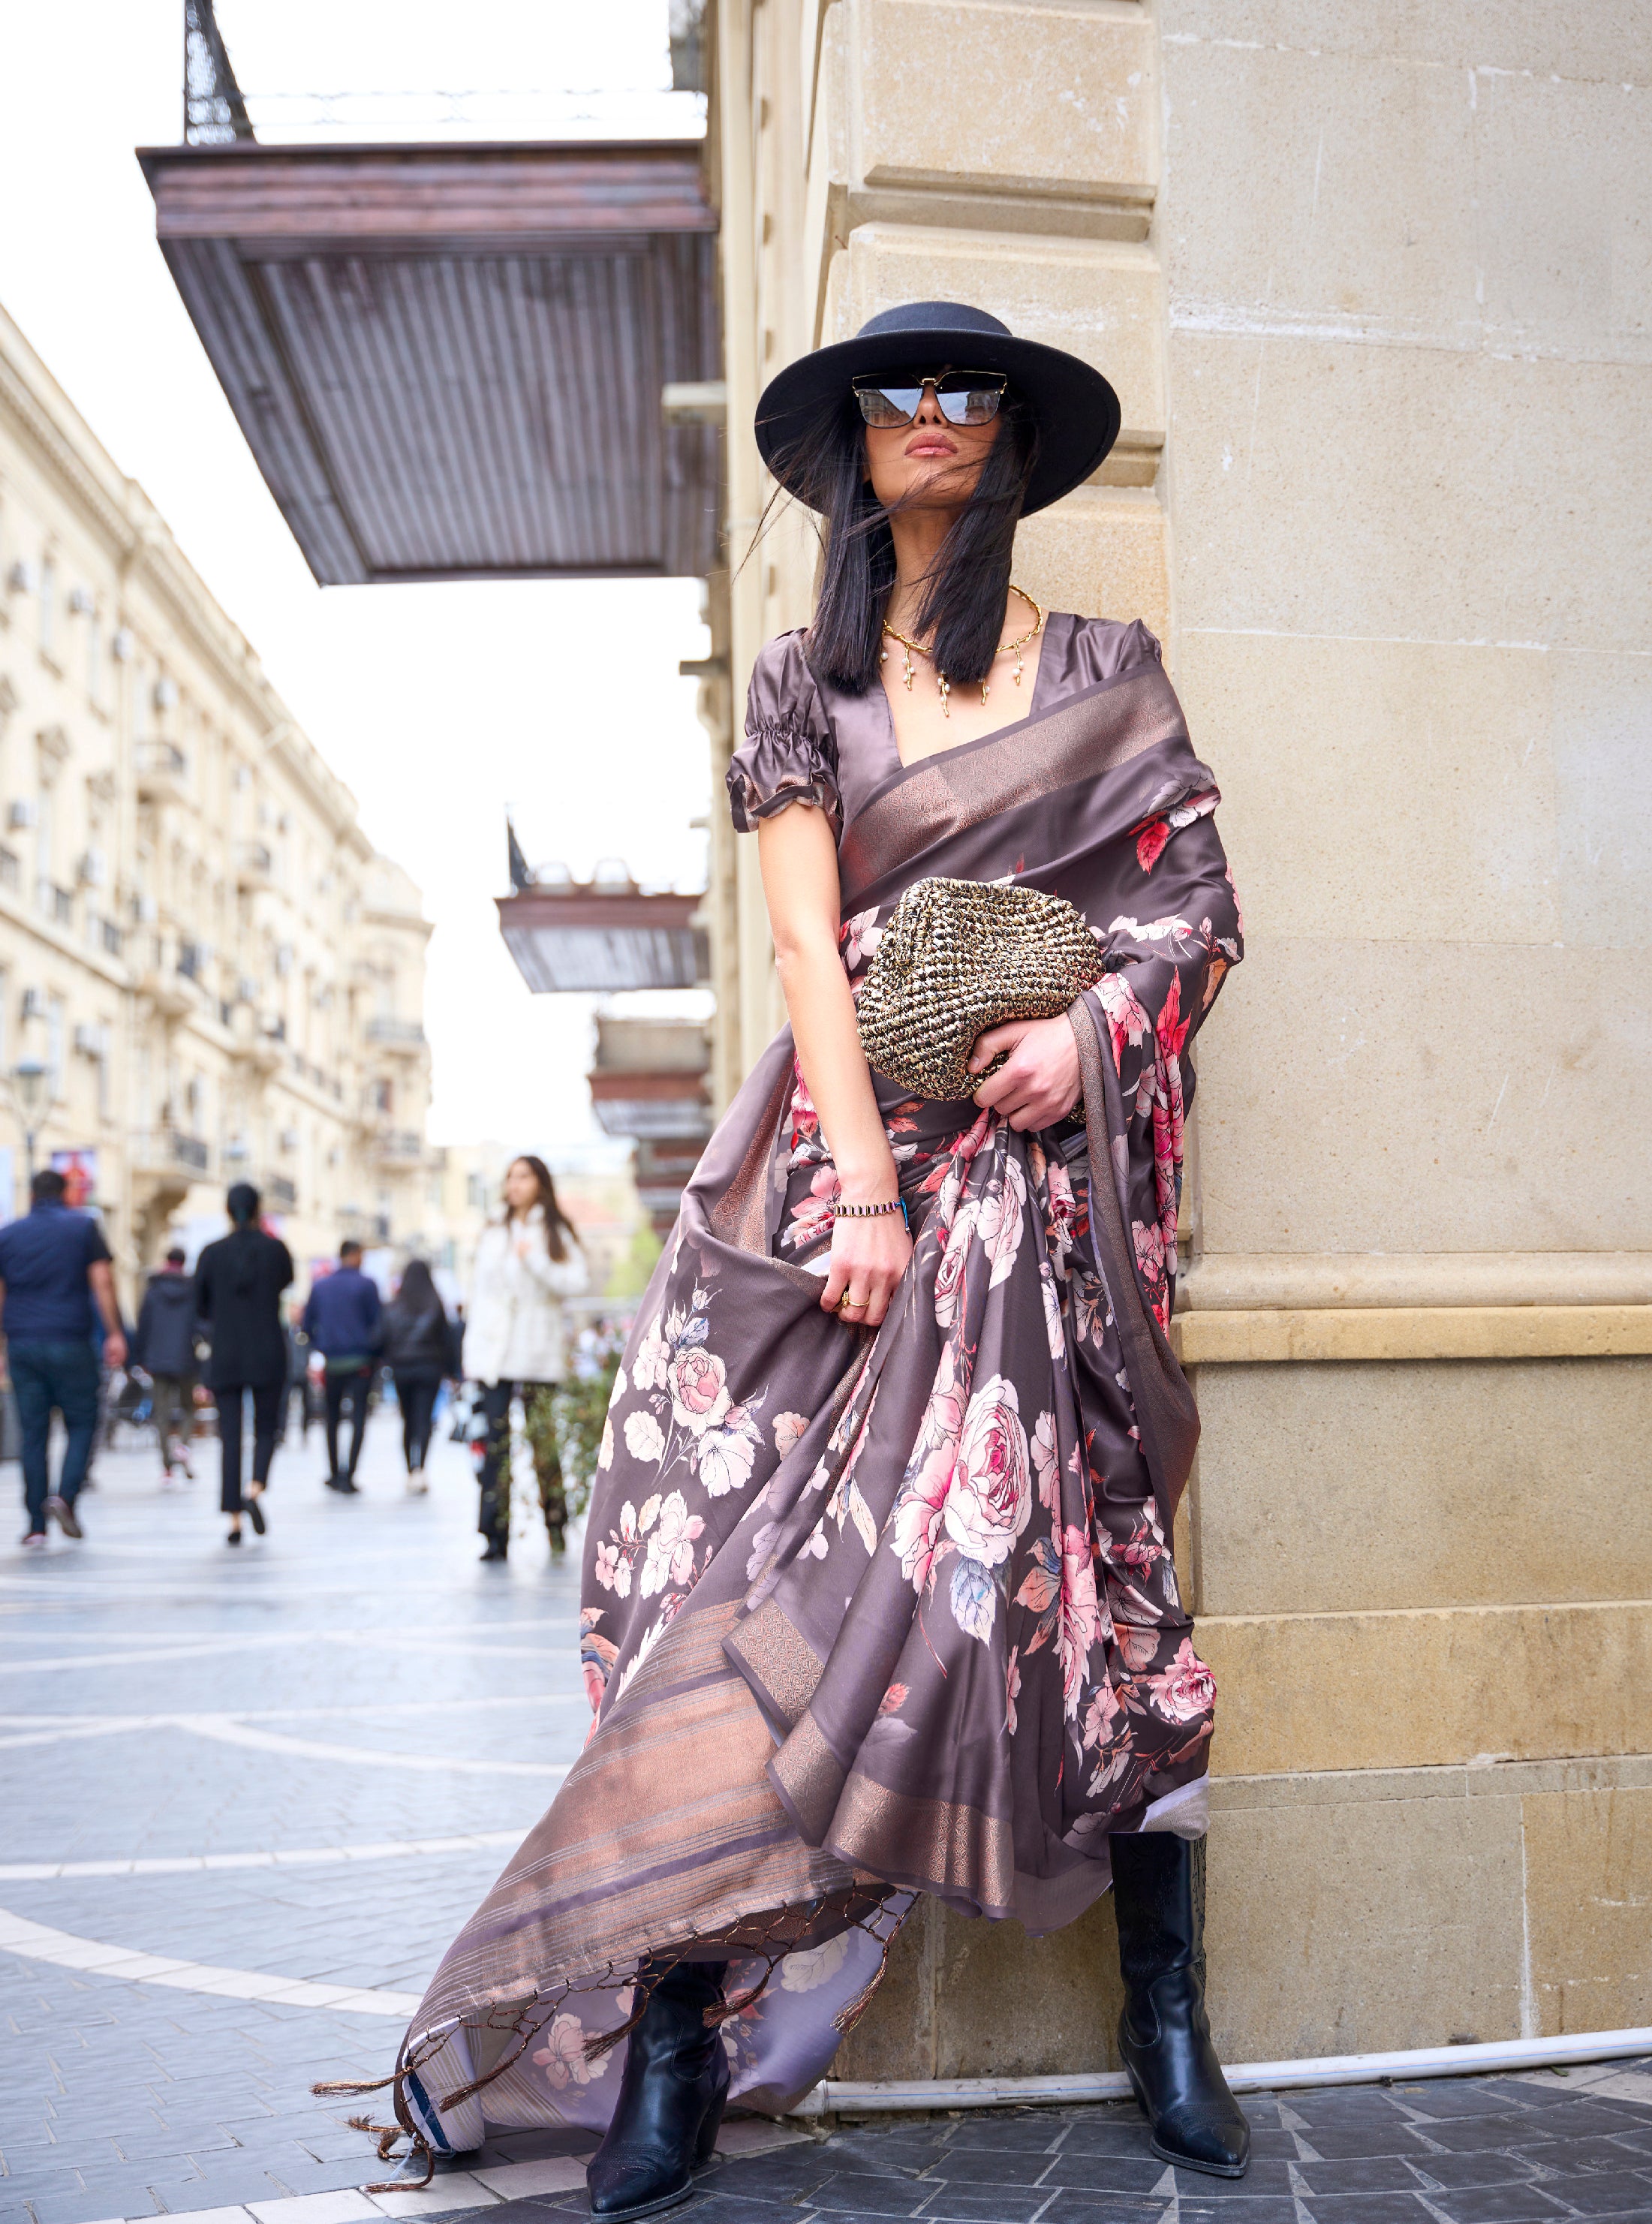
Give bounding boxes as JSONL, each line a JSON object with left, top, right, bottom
{"left": 856, "top": 876, "right": 1105, "bottom": 1102}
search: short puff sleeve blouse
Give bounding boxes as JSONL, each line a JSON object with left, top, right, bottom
{"left": 725, "top": 631, "right": 841, "bottom": 836}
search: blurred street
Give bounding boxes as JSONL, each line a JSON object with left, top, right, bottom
{"left": 0, "top": 1407, "right": 590, "bottom": 2222}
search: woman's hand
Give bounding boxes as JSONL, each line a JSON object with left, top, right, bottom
{"left": 968, "top": 1013, "right": 1082, "bottom": 1130}
{"left": 820, "top": 1206, "right": 913, "bottom": 1330}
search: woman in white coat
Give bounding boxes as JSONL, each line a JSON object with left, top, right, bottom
{"left": 465, "top": 1154, "right": 588, "bottom": 1561}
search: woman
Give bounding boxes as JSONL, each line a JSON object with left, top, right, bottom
{"left": 194, "top": 1183, "right": 293, "bottom": 1546}
{"left": 342, "top": 305, "right": 1247, "bottom": 2199}
{"left": 464, "top": 1155, "right": 588, "bottom": 1560}
{"left": 382, "top": 1259, "right": 459, "bottom": 1494}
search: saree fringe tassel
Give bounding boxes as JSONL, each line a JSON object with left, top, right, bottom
{"left": 832, "top": 1904, "right": 909, "bottom": 2039}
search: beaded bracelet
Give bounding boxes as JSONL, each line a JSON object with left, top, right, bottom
{"left": 832, "top": 1197, "right": 909, "bottom": 1227}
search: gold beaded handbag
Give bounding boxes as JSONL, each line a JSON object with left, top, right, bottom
{"left": 855, "top": 876, "right": 1105, "bottom": 1101}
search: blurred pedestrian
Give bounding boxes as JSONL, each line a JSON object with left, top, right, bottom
{"left": 280, "top": 1312, "right": 311, "bottom": 1445}
{"left": 194, "top": 1184, "right": 293, "bottom": 1547}
{"left": 302, "top": 1239, "right": 382, "bottom": 1495}
{"left": 381, "top": 1258, "right": 459, "bottom": 1496}
{"left": 465, "top": 1154, "right": 587, "bottom": 1562}
{"left": 131, "top": 1244, "right": 199, "bottom": 1485}
{"left": 0, "top": 1167, "right": 127, "bottom": 1546}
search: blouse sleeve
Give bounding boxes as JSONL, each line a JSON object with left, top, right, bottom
{"left": 726, "top": 631, "right": 841, "bottom": 834}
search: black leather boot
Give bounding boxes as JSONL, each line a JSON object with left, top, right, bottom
{"left": 587, "top": 1960, "right": 730, "bottom": 2220}
{"left": 1111, "top": 1832, "right": 1250, "bottom": 2178}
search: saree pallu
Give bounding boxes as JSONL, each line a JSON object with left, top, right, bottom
{"left": 351, "top": 656, "right": 1243, "bottom": 2165}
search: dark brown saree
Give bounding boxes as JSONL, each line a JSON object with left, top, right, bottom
{"left": 349, "top": 653, "right": 1242, "bottom": 2165}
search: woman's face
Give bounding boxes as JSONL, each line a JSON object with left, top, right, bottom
{"left": 504, "top": 1159, "right": 540, "bottom": 1214}
{"left": 862, "top": 371, "right": 1004, "bottom": 516}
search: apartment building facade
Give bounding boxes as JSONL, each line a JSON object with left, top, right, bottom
{"left": 0, "top": 300, "right": 433, "bottom": 1296}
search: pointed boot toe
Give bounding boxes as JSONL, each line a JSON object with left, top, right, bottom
{"left": 588, "top": 2144, "right": 695, "bottom": 2222}
{"left": 1144, "top": 2090, "right": 1251, "bottom": 2177}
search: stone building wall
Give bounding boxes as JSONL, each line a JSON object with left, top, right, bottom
{"left": 0, "top": 299, "right": 436, "bottom": 1298}
{"left": 710, "top": 0, "right": 1652, "bottom": 2065}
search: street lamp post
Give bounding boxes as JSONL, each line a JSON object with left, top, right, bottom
{"left": 11, "top": 1056, "right": 47, "bottom": 1185}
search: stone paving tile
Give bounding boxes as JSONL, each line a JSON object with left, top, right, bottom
{"left": 1419, "top": 2189, "right": 1573, "bottom": 2223}
{"left": 7, "top": 1425, "right": 1652, "bottom": 2224}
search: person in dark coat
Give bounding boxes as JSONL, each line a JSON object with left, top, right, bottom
{"left": 0, "top": 1167, "right": 127, "bottom": 1545}
{"left": 301, "top": 1239, "right": 383, "bottom": 1494}
{"left": 381, "top": 1257, "right": 459, "bottom": 1494}
{"left": 131, "top": 1245, "right": 200, "bottom": 1485}
{"left": 193, "top": 1184, "right": 293, "bottom": 1546}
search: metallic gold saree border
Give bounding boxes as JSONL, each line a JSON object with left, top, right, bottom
{"left": 408, "top": 1598, "right": 859, "bottom": 2026}
{"left": 838, "top": 661, "right": 1193, "bottom": 904}
{"left": 727, "top": 1596, "right": 827, "bottom": 1727}
{"left": 823, "top": 1773, "right": 1017, "bottom": 1919}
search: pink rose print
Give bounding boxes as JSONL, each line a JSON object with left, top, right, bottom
{"left": 772, "top": 1410, "right": 809, "bottom": 1458}
{"left": 931, "top": 1198, "right": 978, "bottom": 1329}
{"left": 1148, "top": 1637, "right": 1217, "bottom": 1725}
{"left": 976, "top": 1157, "right": 1027, "bottom": 1287}
{"left": 639, "top": 1489, "right": 705, "bottom": 1598}
{"left": 533, "top": 2011, "right": 606, "bottom": 2090}
{"left": 784, "top": 1164, "right": 841, "bottom": 1250}
{"left": 1094, "top": 968, "right": 1151, "bottom": 1066}
{"left": 892, "top": 1441, "right": 952, "bottom": 1593}
{"left": 1056, "top": 1524, "right": 1101, "bottom": 1718}
{"left": 944, "top": 1374, "right": 1032, "bottom": 1570}
{"left": 668, "top": 1346, "right": 730, "bottom": 1437}
{"left": 1031, "top": 1408, "right": 1060, "bottom": 1514}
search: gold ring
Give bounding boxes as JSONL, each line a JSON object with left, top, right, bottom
{"left": 838, "top": 1294, "right": 868, "bottom": 1312}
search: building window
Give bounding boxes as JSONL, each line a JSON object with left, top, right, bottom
{"left": 38, "top": 558, "right": 56, "bottom": 658}
{"left": 47, "top": 995, "right": 64, "bottom": 1102}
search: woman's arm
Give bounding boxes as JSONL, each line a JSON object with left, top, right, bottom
{"left": 757, "top": 804, "right": 912, "bottom": 1327}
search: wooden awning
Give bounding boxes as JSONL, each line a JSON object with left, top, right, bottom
{"left": 137, "top": 140, "right": 721, "bottom": 582}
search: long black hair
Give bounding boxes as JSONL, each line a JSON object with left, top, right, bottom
{"left": 761, "top": 386, "right": 1040, "bottom": 692}
{"left": 394, "top": 1256, "right": 444, "bottom": 1317}
{"left": 505, "top": 1153, "right": 578, "bottom": 1263}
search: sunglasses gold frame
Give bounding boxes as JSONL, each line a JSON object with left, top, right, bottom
{"left": 850, "top": 371, "right": 1008, "bottom": 429}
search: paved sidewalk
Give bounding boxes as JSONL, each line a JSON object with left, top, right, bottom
{"left": 2, "top": 1409, "right": 1650, "bottom": 2224}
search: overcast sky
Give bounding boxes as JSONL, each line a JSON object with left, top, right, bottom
{"left": 0, "top": 0, "right": 713, "bottom": 1166}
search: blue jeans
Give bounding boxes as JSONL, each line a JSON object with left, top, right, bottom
{"left": 11, "top": 1340, "right": 101, "bottom": 1533}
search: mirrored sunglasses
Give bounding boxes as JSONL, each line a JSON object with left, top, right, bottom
{"left": 851, "top": 370, "right": 1007, "bottom": 429}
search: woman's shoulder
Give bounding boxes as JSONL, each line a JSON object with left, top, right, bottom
{"left": 1050, "top": 612, "right": 1163, "bottom": 679}
{"left": 745, "top": 630, "right": 831, "bottom": 736}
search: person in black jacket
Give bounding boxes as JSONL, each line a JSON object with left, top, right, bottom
{"left": 381, "top": 1257, "right": 459, "bottom": 1494}
{"left": 194, "top": 1184, "right": 294, "bottom": 1546}
{"left": 131, "top": 1245, "right": 200, "bottom": 1485}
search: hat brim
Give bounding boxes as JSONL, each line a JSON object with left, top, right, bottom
{"left": 754, "top": 327, "right": 1121, "bottom": 516}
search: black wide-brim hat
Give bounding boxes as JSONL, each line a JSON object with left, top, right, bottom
{"left": 755, "top": 299, "right": 1121, "bottom": 518}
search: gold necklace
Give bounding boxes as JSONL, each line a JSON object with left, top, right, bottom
{"left": 880, "top": 585, "right": 1046, "bottom": 717}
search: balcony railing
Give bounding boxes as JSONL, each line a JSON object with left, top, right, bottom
{"left": 133, "top": 1129, "right": 212, "bottom": 1176}
{"left": 136, "top": 740, "right": 189, "bottom": 802}
{"left": 366, "top": 1017, "right": 426, "bottom": 1049}
{"left": 376, "top": 1130, "right": 426, "bottom": 1166}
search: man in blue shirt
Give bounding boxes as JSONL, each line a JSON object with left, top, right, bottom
{"left": 301, "top": 1240, "right": 382, "bottom": 1494}
{"left": 0, "top": 1169, "right": 128, "bottom": 1545}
